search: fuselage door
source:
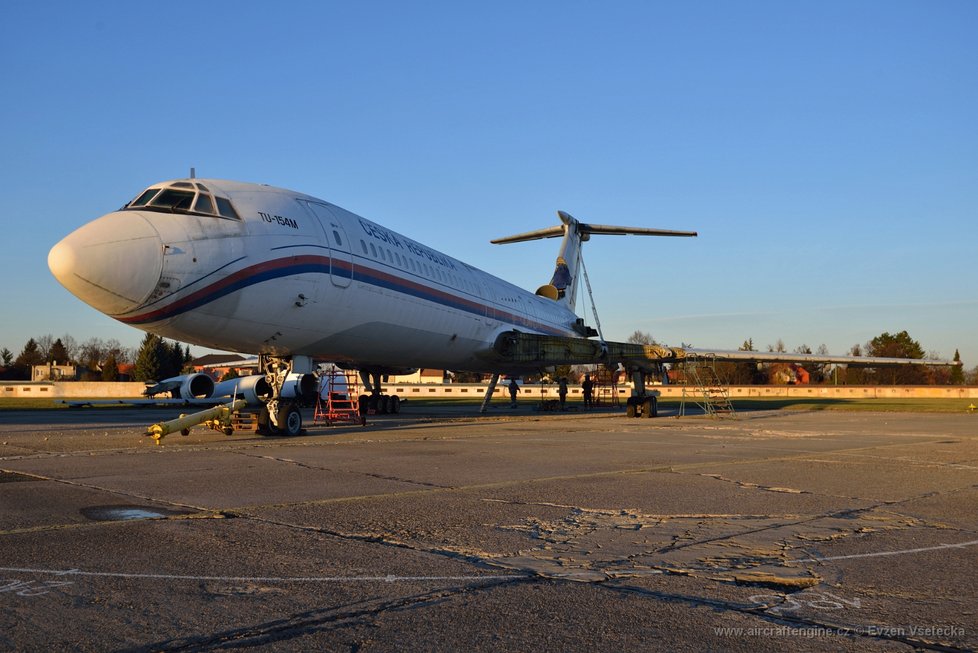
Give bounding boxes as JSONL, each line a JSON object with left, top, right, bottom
{"left": 301, "top": 201, "right": 353, "bottom": 287}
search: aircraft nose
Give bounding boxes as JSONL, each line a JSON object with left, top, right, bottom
{"left": 48, "top": 211, "right": 164, "bottom": 316}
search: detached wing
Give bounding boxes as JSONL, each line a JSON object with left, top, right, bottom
{"left": 682, "top": 348, "right": 957, "bottom": 367}
{"left": 481, "top": 331, "right": 959, "bottom": 369}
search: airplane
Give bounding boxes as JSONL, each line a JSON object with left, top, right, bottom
{"left": 48, "top": 177, "right": 956, "bottom": 434}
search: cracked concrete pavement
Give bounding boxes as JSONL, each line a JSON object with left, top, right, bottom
{"left": 1, "top": 405, "right": 976, "bottom": 651}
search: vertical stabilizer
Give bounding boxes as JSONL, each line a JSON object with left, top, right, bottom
{"left": 548, "top": 211, "right": 585, "bottom": 310}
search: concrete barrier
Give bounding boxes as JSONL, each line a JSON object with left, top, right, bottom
{"left": 2, "top": 381, "right": 975, "bottom": 401}
{"left": 1, "top": 382, "right": 147, "bottom": 399}
{"left": 387, "top": 384, "right": 978, "bottom": 400}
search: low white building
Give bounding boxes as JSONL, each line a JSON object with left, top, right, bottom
{"left": 31, "top": 362, "right": 76, "bottom": 381}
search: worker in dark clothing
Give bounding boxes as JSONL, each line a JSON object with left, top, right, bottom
{"left": 558, "top": 377, "right": 568, "bottom": 411}
{"left": 508, "top": 378, "right": 521, "bottom": 408}
{"left": 582, "top": 374, "right": 594, "bottom": 409}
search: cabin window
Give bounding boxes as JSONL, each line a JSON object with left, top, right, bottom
{"left": 332, "top": 230, "right": 343, "bottom": 246}
{"left": 360, "top": 240, "right": 368, "bottom": 255}
{"left": 370, "top": 243, "right": 378, "bottom": 258}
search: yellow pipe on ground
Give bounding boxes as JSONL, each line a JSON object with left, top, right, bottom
{"left": 146, "top": 399, "right": 247, "bottom": 444}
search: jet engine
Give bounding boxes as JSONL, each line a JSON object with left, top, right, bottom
{"left": 279, "top": 372, "right": 319, "bottom": 403}
{"left": 211, "top": 375, "right": 273, "bottom": 405}
{"left": 143, "top": 373, "right": 215, "bottom": 400}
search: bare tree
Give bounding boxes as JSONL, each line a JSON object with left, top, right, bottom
{"left": 36, "top": 334, "right": 54, "bottom": 360}
{"left": 59, "top": 334, "right": 79, "bottom": 363}
{"left": 626, "top": 330, "right": 656, "bottom": 345}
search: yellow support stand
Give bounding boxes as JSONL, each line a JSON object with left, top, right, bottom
{"left": 146, "top": 399, "right": 247, "bottom": 444}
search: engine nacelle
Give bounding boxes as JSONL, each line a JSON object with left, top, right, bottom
{"left": 280, "top": 372, "right": 318, "bottom": 402}
{"left": 144, "top": 373, "right": 215, "bottom": 400}
{"left": 211, "top": 375, "right": 272, "bottom": 405}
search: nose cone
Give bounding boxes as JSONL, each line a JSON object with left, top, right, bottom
{"left": 49, "top": 211, "right": 164, "bottom": 316}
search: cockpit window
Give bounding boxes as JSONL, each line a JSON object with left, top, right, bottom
{"left": 215, "top": 196, "right": 239, "bottom": 219}
{"left": 130, "top": 188, "right": 159, "bottom": 207}
{"left": 150, "top": 189, "right": 195, "bottom": 211}
{"left": 193, "top": 193, "right": 214, "bottom": 214}
{"left": 123, "top": 182, "right": 241, "bottom": 221}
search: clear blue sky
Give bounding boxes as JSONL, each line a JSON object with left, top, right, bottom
{"left": 2, "top": 1, "right": 976, "bottom": 368}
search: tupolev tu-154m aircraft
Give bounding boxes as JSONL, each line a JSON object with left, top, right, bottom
{"left": 48, "top": 178, "right": 955, "bottom": 434}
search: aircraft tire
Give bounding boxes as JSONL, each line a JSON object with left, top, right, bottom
{"left": 277, "top": 404, "right": 303, "bottom": 436}
{"left": 257, "top": 406, "right": 271, "bottom": 435}
{"left": 642, "top": 397, "right": 657, "bottom": 418}
{"left": 626, "top": 402, "right": 637, "bottom": 418}
{"left": 390, "top": 395, "right": 400, "bottom": 414}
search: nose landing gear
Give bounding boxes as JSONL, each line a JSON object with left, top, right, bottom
{"left": 258, "top": 402, "right": 304, "bottom": 436}
{"left": 257, "top": 354, "right": 313, "bottom": 436}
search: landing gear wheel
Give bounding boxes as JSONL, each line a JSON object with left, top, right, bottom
{"left": 257, "top": 404, "right": 303, "bottom": 436}
{"left": 642, "top": 397, "right": 657, "bottom": 418}
{"left": 277, "top": 404, "right": 303, "bottom": 436}
{"left": 626, "top": 402, "right": 637, "bottom": 418}
{"left": 257, "top": 406, "right": 272, "bottom": 435}
{"left": 389, "top": 395, "right": 400, "bottom": 414}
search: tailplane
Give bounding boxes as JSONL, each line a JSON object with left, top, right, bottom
{"left": 492, "top": 211, "right": 697, "bottom": 310}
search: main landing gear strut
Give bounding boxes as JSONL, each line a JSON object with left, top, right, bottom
{"left": 257, "top": 354, "right": 314, "bottom": 436}
{"left": 358, "top": 370, "right": 401, "bottom": 415}
{"left": 624, "top": 368, "right": 660, "bottom": 419}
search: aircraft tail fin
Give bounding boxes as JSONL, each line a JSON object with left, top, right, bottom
{"left": 492, "top": 211, "right": 696, "bottom": 310}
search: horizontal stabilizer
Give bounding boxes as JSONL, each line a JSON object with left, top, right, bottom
{"left": 490, "top": 226, "right": 565, "bottom": 244}
{"left": 492, "top": 210, "right": 697, "bottom": 244}
{"left": 581, "top": 223, "right": 698, "bottom": 238}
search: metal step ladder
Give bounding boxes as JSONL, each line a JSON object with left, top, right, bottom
{"left": 679, "top": 356, "right": 737, "bottom": 418}
{"left": 314, "top": 368, "right": 365, "bottom": 426}
{"left": 593, "top": 373, "right": 620, "bottom": 408}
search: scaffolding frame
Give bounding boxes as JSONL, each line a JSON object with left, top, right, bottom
{"left": 679, "top": 355, "right": 737, "bottom": 419}
{"left": 313, "top": 368, "right": 365, "bottom": 426}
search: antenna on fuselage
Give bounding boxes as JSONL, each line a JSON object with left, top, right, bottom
{"left": 190, "top": 167, "right": 196, "bottom": 179}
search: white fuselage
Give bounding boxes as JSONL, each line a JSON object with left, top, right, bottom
{"left": 49, "top": 179, "right": 580, "bottom": 372}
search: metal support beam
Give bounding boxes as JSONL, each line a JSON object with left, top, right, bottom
{"left": 480, "top": 373, "right": 500, "bottom": 413}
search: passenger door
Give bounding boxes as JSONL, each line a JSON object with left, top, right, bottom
{"left": 300, "top": 201, "right": 353, "bottom": 288}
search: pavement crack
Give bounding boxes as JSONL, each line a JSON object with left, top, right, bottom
{"left": 128, "top": 578, "right": 527, "bottom": 652}
{"left": 697, "top": 472, "right": 809, "bottom": 494}
{"left": 603, "top": 581, "right": 974, "bottom": 652}
{"left": 228, "top": 450, "right": 452, "bottom": 489}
